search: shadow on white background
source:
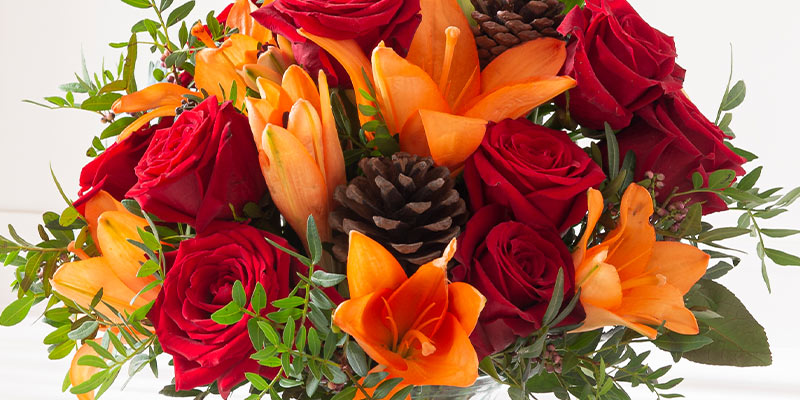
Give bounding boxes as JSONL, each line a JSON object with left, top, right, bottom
{"left": 1, "top": 1, "right": 798, "bottom": 399}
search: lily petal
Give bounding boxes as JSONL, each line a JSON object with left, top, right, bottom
{"left": 647, "top": 242, "right": 709, "bottom": 294}
{"left": 95, "top": 211, "right": 157, "bottom": 300}
{"left": 195, "top": 34, "right": 259, "bottom": 106}
{"left": 462, "top": 76, "right": 576, "bottom": 121}
{"left": 51, "top": 257, "right": 148, "bottom": 321}
{"left": 346, "top": 231, "right": 407, "bottom": 299}
{"left": 418, "top": 109, "right": 487, "bottom": 170}
{"left": 298, "top": 29, "right": 375, "bottom": 125}
{"left": 111, "top": 83, "right": 192, "bottom": 114}
{"left": 572, "top": 303, "right": 658, "bottom": 339}
{"left": 82, "top": 190, "right": 128, "bottom": 246}
{"left": 226, "top": 0, "right": 272, "bottom": 44}
{"left": 70, "top": 340, "right": 104, "bottom": 400}
{"left": 407, "top": 0, "right": 480, "bottom": 110}
{"left": 481, "top": 38, "right": 567, "bottom": 94}
{"left": 387, "top": 261, "right": 448, "bottom": 339}
{"left": 318, "top": 71, "right": 346, "bottom": 202}
{"left": 282, "top": 65, "right": 321, "bottom": 113}
{"left": 286, "top": 99, "right": 324, "bottom": 164}
{"left": 573, "top": 189, "right": 605, "bottom": 268}
{"left": 604, "top": 184, "right": 656, "bottom": 281}
{"left": 396, "top": 314, "right": 479, "bottom": 387}
{"left": 371, "top": 45, "right": 450, "bottom": 135}
{"left": 447, "top": 282, "right": 485, "bottom": 335}
{"left": 261, "top": 124, "right": 330, "bottom": 244}
{"left": 616, "top": 285, "right": 700, "bottom": 336}
{"left": 117, "top": 105, "right": 176, "bottom": 142}
{"left": 332, "top": 288, "right": 402, "bottom": 368}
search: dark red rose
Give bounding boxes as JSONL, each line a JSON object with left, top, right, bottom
{"left": 464, "top": 118, "right": 605, "bottom": 234}
{"left": 126, "top": 97, "right": 266, "bottom": 231}
{"left": 557, "top": 0, "right": 685, "bottom": 130}
{"left": 612, "top": 92, "right": 747, "bottom": 214}
{"left": 74, "top": 117, "right": 173, "bottom": 215}
{"left": 452, "top": 205, "right": 583, "bottom": 358}
{"left": 148, "top": 222, "right": 302, "bottom": 398}
{"left": 252, "top": 0, "right": 421, "bottom": 85}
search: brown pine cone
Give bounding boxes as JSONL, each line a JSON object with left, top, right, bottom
{"left": 329, "top": 153, "right": 468, "bottom": 273}
{"left": 471, "top": 0, "right": 567, "bottom": 67}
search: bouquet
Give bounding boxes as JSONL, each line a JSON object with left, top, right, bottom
{"left": 3, "top": 0, "right": 799, "bottom": 399}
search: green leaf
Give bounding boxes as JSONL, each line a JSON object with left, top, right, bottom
{"left": 736, "top": 166, "right": 762, "bottom": 191}
{"left": 68, "top": 320, "right": 99, "bottom": 341}
{"left": 258, "top": 321, "right": 281, "bottom": 345}
{"left": 136, "top": 259, "right": 161, "bottom": 278}
{"left": 761, "top": 229, "right": 800, "bottom": 238}
{"left": 697, "top": 227, "right": 751, "bottom": 242}
{"left": 136, "top": 227, "right": 160, "bottom": 250}
{"left": 306, "top": 216, "right": 323, "bottom": 266}
{"left": 764, "top": 248, "right": 800, "bottom": 266}
{"left": 389, "top": 385, "right": 414, "bottom": 400}
{"left": 373, "top": 378, "right": 404, "bottom": 400}
{"left": 283, "top": 316, "right": 296, "bottom": 348}
{"left": 311, "top": 270, "right": 346, "bottom": 287}
{"left": 541, "top": 268, "right": 565, "bottom": 326}
{"left": 121, "top": 0, "right": 151, "bottom": 8}
{"left": 246, "top": 372, "right": 269, "bottom": 391}
{"left": 307, "top": 328, "right": 321, "bottom": 356}
{"left": 70, "top": 370, "right": 108, "bottom": 394}
{"left": 330, "top": 387, "right": 357, "bottom": 400}
{"left": 167, "top": 1, "right": 195, "bottom": 27}
{"left": 160, "top": 0, "right": 175, "bottom": 10}
{"left": 100, "top": 117, "right": 136, "bottom": 139}
{"left": 653, "top": 332, "right": 713, "bottom": 353}
{"left": 78, "top": 355, "right": 109, "bottom": 368}
{"left": 683, "top": 280, "right": 771, "bottom": 366}
{"left": 754, "top": 209, "right": 787, "bottom": 219}
{"left": 346, "top": 341, "right": 369, "bottom": 376}
{"left": 251, "top": 283, "right": 267, "bottom": 314}
{"left": 271, "top": 296, "right": 305, "bottom": 309}
{"left": 704, "top": 261, "right": 734, "bottom": 280}
{"left": 358, "top": 104, "right": 377, "bottom": 117}
{"left": 60, "top": 206, "right": 80, "bottom": 227}
{"left": 44, "top": 325, "right": 71, "bottom": 345}
{"left": 210, "top": 302, "right": 244, "bottom": 325}
{"left": 604, "top": 122, "right": 619, "bottom": 181}
{"left": 98, "top": 79, "right": 128, "bottom": 95}
{"left": 775, "top": 186, "right": 800, "bottom": 207}
{"left": 81, "top": 93, "right": 122, "bottom": 111}
{"left": 707, "top": 169, "right": 736, "bottom": 190}
{"left": 123, "top": 34, "right": 138, "bottom": 94}
{"left": 721, "top": 80, "right": 746, "bottom": 111}
{"left": 0, "top": 296, "right": 35, "bottom": 326}
{"left": 691, "top": 172, "right": 704, "bottom": 190}
{"left": 232, "top": 280, "right": 247, "bottom": 307}
{"left": 363, "top": 371, "right": 389, "bottom": 388}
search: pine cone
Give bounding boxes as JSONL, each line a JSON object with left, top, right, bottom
{"left": 471, "top": 0, "right": 566, "bottom": 67}
{"left": 329, "top": 153, "right": 468, "bottom": 273}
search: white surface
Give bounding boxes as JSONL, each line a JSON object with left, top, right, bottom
{"left": 1, "top": 0, "right": 799, "bottom": 399}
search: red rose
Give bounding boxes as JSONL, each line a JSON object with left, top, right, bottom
{"left": 252, "top": 0, "right": 421, "bottom": 85}
{"left": 148, "top": 222, "right": 302, "bottom": 398}
{"left": 127, "top": 97, "right": 266, "bottom": 231}
{"left": 464, "top": 118, "right": 605, "bottom": 234}
{"left": 73, "top": 118, "right": 173, "bottom": 214}
{"left": 557, "top": 0, "right": 685, "bottom": 130}
{"left": 613, "top": 92, "right": 747, "bottom": 214}
{"left": 452, "top": 205, "right": 583, "bottom": 358}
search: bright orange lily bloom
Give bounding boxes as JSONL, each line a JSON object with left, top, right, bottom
{"left": 70, "top": 339, "right": 104, "bottom": 400}
{"left": 51, "top": 191, "right": 159, "bottom": 323}
{"left": 333, "top": 232, "right": 486, "bottom": 387}
{"left": 246, "top": 67, "right": 345, "bottom": 246}
{"left": 302, "top": 0, "right": 575, "bottom": 170}
{"left": 571, "top": 185, "right": 709, "bottom": 339}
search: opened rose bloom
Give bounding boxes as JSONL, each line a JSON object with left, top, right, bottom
{"left": 333, "top": 231, "right": 485, "bottom": 387}
{"left": 571, "top": 185, "right": 709, "bottom": 338}
{"left": 302, "top": 0, "right": 575, "bottom": 170}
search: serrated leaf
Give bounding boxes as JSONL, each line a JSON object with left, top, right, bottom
{"left": 683, "top": 280, "right": 771, "bottom": 366}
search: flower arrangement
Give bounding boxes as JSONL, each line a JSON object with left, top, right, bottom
{"left": 3, "top": 0, "right": 799, "bottom": 399}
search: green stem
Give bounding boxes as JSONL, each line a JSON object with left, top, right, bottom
{"left": 257, "top": 366, "right": 284, "bottom": 399}
{"left": 149, "top": 0, "right": 174, "bottom": 52}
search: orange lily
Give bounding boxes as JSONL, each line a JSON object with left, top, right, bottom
{"left": 333, "top": 232, "right": 485, "bottom": 387}
{"left": 51, "top": 191, "right": 159, "bottom": 323}
{"left": 246, "top": 67, "right": 345, "bottom": 247}
{"left": 113, "top": 1, "right": 285, "bottom": 138}
{"left": 571, "top": 185, "right": 709, "bottom": 339}
{"left": 69, "top": 339, "right": 104, "bottom": 400}
{"left": 301, "top": 0, "right": 575, "bottom": 170}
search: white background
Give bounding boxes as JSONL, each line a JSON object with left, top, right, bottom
{"left": 1, "top": 1, "right": 799, "bottom": 399}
